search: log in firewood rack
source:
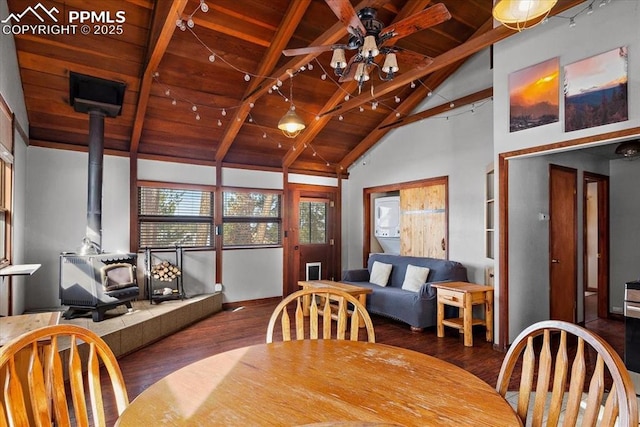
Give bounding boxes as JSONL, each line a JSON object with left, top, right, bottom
{"left": 144, "top": 246, "right": 185, "bottom": 304}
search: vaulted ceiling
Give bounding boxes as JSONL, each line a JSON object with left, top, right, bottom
{"left": 6, "top": 0, "right": 584, "bottom": 176}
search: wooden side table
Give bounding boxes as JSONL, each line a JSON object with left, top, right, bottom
{"left": 432, "top": 282, "right": 493, "bottom": 347}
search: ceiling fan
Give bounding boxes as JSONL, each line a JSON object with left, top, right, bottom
{"left": 282, "top": 0, "right": 451, "bottom": 91}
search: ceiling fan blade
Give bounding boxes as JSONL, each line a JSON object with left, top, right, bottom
{"left": 395, "top": 49, "right": 434, "bottom": 70}
{"left": 282, "top": 45, "right": 335, "bottom": 57}
{"left": 379, "top": 3, "right": 451, "bottom": 41}
{"left": 325, "top": 0, "right": 366, "bottom": 36}
{"left": 338, "top": 55, "right": 364, "bottom": 83}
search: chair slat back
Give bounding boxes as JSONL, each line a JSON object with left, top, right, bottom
{"left": 266, "top": 288, "right": 375, "bottom": 343}
{"left": 496, "top": 320, "right": 638, "bottom": 427}
{"left": 0, "top": 324, "right": 129, "bottom": 427}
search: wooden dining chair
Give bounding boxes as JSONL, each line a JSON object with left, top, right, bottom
{"left": 0, "top": 324, "right": 129, "bottom": 427}
{"left": 496, "top": 320, "right": 638, "bottom": 427}
{"left": 266, "top": 288, "right": 376, "bottom": 343}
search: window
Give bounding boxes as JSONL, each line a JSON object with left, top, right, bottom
{"left": 0, "top": 96, "right": 13, "bottom": 267}
{"left": 138, "top": 185, "right": 213, "bottom": 248}
{"left": 222, "top": 190, "right": 281, "bottom": 247}
{"left": 299, "top": 199, "right": 327, "bottom": 244}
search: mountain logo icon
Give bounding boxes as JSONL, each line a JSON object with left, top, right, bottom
{"left": 1, "top": 3, "right": 60, "bottom": 24}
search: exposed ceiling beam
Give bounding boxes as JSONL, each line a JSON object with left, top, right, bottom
{"left": 215, "top": 0, "right": 312, "bottom": 163}
{"left": 282, "top": 0, "right": 433, "bottom": 168}
{"left": 322, "top": 0, "right": 586, "bottom": 118}
{"left": 379, "top": 87, "right": 493, "bottom": 131}
{"left": 129, "top": 0, "right": 189, "bottom": 155}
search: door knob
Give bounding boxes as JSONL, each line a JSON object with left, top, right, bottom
{"left": 551, "top": 259, "right": 560, "bottom": 263}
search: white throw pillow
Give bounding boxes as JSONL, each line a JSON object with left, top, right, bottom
{"left": 401, "top": 264, "right": 430, "bottom": 292}
{"left": 370, "top": 261, "right": 393, "bottom": 287}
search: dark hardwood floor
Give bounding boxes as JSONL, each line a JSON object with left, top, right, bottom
{"left": 108, "top": 299, "right": 625, "bottom": 424}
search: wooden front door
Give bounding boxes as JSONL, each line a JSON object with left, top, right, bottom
{"left": 286, "top": 186, "right": 338, "bottom": 296}
{"left": 549, "top": 165, "right": 577, "bottom": 323}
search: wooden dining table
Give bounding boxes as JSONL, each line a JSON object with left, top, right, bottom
{"left": 115, "top": 340, "right": 521, "bottom": 426}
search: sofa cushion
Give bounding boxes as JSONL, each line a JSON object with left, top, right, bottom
{"left": 370, "top": 261, "right": 393, "bottom": 287}
{"left": 401, "top": 265, "right": 430, "bottom": 292}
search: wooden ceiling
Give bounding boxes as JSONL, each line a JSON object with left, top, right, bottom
{"left": 7, "top": 0, "right": 583, "bottom": 177}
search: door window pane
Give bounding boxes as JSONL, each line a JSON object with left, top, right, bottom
{"left": 299, "top": 201, "right": 327, "bottom": 244}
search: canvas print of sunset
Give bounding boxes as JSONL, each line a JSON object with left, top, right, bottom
{"left": 509, "top": 57, "right": 559, "bottom": 132}
{"left": 564, "top": 46, "right": 628, "bottom": 132}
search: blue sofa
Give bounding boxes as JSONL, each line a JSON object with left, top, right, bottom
{"left": 342, "top": 253, "right": 468, "bottom": 330}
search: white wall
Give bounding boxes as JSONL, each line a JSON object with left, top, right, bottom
{"left": 343, "top": 49, "right": 494, "bottom": 286}
{"left": 24, "top": 147, "right": 130, "bottom": 309}
{"left": 1, "top": 0, "right": 29, "bottom": 314}
{"left": 493, "top": 0, "right": 640, "bottom": 341}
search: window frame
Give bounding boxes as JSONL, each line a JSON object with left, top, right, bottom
{"left": 0, "top": 95, "right": 14, "bottom": 269}
{"left": 222, "top": 187, "right": 283, "bottom": 249}
{"left": 137, "top": 180, "right": 215, "bottom": 250}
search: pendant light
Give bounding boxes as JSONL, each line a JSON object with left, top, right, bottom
{"left": 492, "top": 0, "right": 557, "bottom": 31}
{"left": 278, "top": 70, "right": 305, "bottom": 138}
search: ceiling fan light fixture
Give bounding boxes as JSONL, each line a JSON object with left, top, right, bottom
{"left": 278, "top": 107, "right": 306, "bottom": 138}
{"left": 492, "top": 0, "right": 557, "bottom": 31}
{"left": 354, "top": 63, "right": 370, "bottom": 82}
{"left": 382, "top": 53, "right": 399, "bottom": 75}
{"left": 330, "top": 48, "right": 347, "bottom": 70}
{"left": 615, "top": 140, "right": 640, "bottom": 159}
{"left": 362, "top": 35, "right": 379, "bottom": 59}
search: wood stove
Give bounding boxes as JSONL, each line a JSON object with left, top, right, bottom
{"left": 58, "top": 72, "right": 136, "bottom": 322}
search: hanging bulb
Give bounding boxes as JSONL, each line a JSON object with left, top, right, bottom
{"left": 359, "top": 106, "right": 364, "bottom": 112}
{"left": 338, "top": 115, "right": 343, "bottom": 121}
{"left": 315, "top": 115, "right": 320, "bottom": 121}
{"left": 587, "top": 4, "right": 594, "bottom": 14}
{"left": 321, "top": 74, "right": 327, "bottom": 80}
{"left": 192, "top": 105, "right": 198, "bottom": 112}
{"left": 278, "top": 142, "right": 282, "bottom": 148}
{"left": 180, "top": 23, "right": 186, "bottom": 31}
{"left": 428, "top": 91, "right": 433, "bottom": 97}
{"left": 248, "top": 117, "right": 253, "bottom": 123}
{"left": 217, "top": 119, "right": 222, "bottom": 126}
{"left": 249, "top": 102, "right": 255, "bottom": 108}
{"left": 268, "top": 88, "right": 273, "bottom": 94}
{"left": 244, "top": 74, "right": 251, "bottom": 81}
{"left": 175, "top": 19, "right": 182, "bottom": 27}
{"left": 307, "top": 63, "right": 313, "bottom": 70}
{"left": 312, "top": 151, "right": 317, "bottom": 157}
{"left": 164, "top": 89, "right": 171, "bottom": 96}
{"left": 263, "top": 133, "right": 267, "bottom": 139}
{"left": 449, "top": 102, "right": 455, "bottom": 108}
{"left": 171, "top": 99, "right": 177, "bottom": 106}
{"left": 394, "top": 96, "right": 400, "bottom": 103}
{"left": 276, "top": 79, "right": 282, "bottom": 87}
{"left": 569, "top": 17, "right": 576, "bottom": 27}
{"left": 153, "top": 71, "right": 159, "bottom": 77}
{"left": 344, "top": 95, "right": 350, "bottom": 101}
{"left": 221, "top": 109, "right": 226, "bottom": 116}
{"left": 187, "top": 18, "right": 194, "bottom": 28}
{"left": 292, "top": 146, "right": 296, "bottom": 151}
{"left": 326, "top": 162, "right": 330, "bottom": 167}
{"left": 200, "top": 0, "right": 209, "bottom": 12}
{"left": 395, "top": 112, "right": 400, "bottom": 117}
{"left": 208, "top": 54, "right": 215, "bottom": 62}
{"left": 410, "top": 81, "right": 416, "bottom": 89}
{"left": 195, "top": 113, "right": 200, "bottom": 120}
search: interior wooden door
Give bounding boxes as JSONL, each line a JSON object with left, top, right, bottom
{"left": 549, "top": 164, "right": 577, "bottom": 323}
{"left": 399, "top": 183, "right": 447, "bottom": 259}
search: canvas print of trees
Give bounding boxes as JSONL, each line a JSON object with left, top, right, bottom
{"left": 564, "top": 46, "right": 628, "bottom": 132}
{"left": 509, "top": 57, "right": 559, "bottom": 132}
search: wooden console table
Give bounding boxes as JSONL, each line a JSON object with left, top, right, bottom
{"left": 432, "top": 281, "right": 493, "bottom": 347}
